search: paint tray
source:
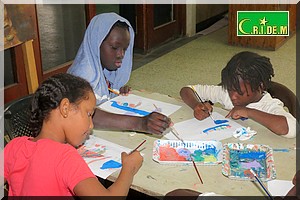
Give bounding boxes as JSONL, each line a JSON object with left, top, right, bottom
{"left": 222, "top": 143, "right": 276, "bottom": 181}
{"left": 152, "top": 139, "right": 223, "bottom": 165}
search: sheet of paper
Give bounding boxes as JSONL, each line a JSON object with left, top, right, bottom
{"left": 78, "top": 135, "right": 131, "bottom": 179}
{"left": 164, "top": 112, "right": 245, "bottom": 141}
{"left": 98, "top": 94, "right": 181, "bottom": 117}
{"left": 268, "top": 180, "right": 294, "bottom": 197}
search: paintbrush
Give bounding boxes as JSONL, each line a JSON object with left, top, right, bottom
{"left": 170, "top": 126, "right": 185, "bottom": 145}
{"left": 108, "top": 87, "right": 120, "bottom": 95}
{"left": 191, "top": 157, "right": 204, "bottom": 184}
{"left": 191, "top": 86, "right": 216, "bottom": 122}
{"left": 249, "top": 169, "right": 273, "bottom": 200}
{"left": 170, "top": 126, "right": 204, "bottom": 184}
{"left": 129, "top": 140, "right": 146, "bottom": 154}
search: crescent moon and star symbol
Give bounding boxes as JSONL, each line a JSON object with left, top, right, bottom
{"left": 238, "top": 18, "right": 251, "bottom": 35}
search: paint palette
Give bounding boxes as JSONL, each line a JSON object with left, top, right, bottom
{"left": 222, "top": 143, "right": 276, "bottom": 181}
{"left": 152, "top": 139, "right": 223, "bottom": 165}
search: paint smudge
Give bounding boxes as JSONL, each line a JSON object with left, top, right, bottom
{"left": 100, "top": 160, "right": 122, "bottom": 169}
{"left": 214, "top": 119, "right": 229, "bottom": 124}
{"left": 110, "top": 101, "right": 150, "bottom": 116}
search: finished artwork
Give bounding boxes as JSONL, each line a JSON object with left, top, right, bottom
{"left": 78, "top": 135, "right": 131, "bottom": 179}
{"left": 152, "top": 139, "right": 223, "bottom": 165}
{"left": 164, "top": 112, "right": 246, "bottom": 141}
{"left": 222, "top": 143, "right": 276, "bottom": 181}
{"left": 99, "top": 94, "right": 181, "bottom": 117}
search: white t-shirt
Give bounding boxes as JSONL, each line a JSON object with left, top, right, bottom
{"left": 189, "top": 84, "right": 298, "bottom": 138}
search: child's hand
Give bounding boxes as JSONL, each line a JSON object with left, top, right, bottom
{"left": 193, "top": 102, "right": 213, "bottom": 120}
{"left": 121, "top": 151, "right": 143, "bottom": 176}
{"left": 119, "top": 85, "right": 131, "bottom": 95}
{"left": 226, "top": 106, "right": 249, "bottom": 119}
{"left": 141, "top": 112, "right": 171, "bottom": 135}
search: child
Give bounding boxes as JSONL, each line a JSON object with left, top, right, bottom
{"left": 68, "top": 12, "right": 171, "bottom": 135}
{"left": 180, "top": 51, "right": 297, "bottom": 138}
{"left": 4, "top": 73, "right": 143, "bottom": 196}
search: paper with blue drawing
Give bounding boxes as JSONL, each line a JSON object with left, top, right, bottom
{"left": 164, "top": 112, "right": 246, "bottom": 141}
{"left": 98, "top": 94, "right": 181, "bottom": 117}
{"left": 78, "top": 135, "right": 131, "bottom": 179}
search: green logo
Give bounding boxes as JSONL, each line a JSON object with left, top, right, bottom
{"left": 237, "top": 11, "right": 289, "bottom": 36}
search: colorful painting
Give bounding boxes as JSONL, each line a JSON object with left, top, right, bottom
{"left": 164, "top": 112, "right": 246, "bottom": 141}
{"left": 99, "top": 94, "right": 181, "bottom": 117}
{"left": 78, "top": 135, "right": 131, "bottom": 179}
{"left": 222, "top": 143, "right": 276, "bottom": 181}
{"left": 4, "top": 5, "right": 37, "bottom": 50}
{"left": 152, "top": 140, "right": 223, "bottom": 165}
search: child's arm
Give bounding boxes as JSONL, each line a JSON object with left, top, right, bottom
{"left": 226, "top": 106, "right": 289, "bottom": 135}
{"left": 73, "top": 151, "right": 143, "bottom": 196}
{"left": 180, "top": 87, "right": 213, "bottom": 120}
{"left": 92, "top": 108, "right": 171, "bottom": 135}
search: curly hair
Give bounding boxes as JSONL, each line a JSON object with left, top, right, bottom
{"left": 221, "top": 51, "right": 274, "bottom": 95}
{"left": 29, "top": 73, "right": 93, "bottom": 137}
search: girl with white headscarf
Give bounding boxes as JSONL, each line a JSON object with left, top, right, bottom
{"left": 68, "top": 12, "right": 171, "bottom": 135}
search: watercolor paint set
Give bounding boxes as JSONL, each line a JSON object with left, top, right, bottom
{"left": 222, "top": 143, "right": 276, "bottom": 181}
{"left": 152, "top": 139, "right": 223, "bottom": 165}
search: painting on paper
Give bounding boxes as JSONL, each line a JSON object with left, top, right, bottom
{"left": 164, "top": 112, "right": 245, "bottom": 141}
{"left": 78, "top": 135, "right": 131, "bottom": 179}
{"left": 153, "top": 139, "right": 223, "bottom": 165}
{"left": 99, "top": 94, "right": 181, "bottom": 117}
{"left": 222, "top": 143, "right": 276, "bottom": 181}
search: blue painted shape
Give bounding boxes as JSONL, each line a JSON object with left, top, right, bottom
{"left": 240, "top": 117, "right": 248, "bottom": 121}
{"left": 238, "top": 151, "right": 266, "bottom": 159}
{"left": 100, "top": 160, "right": 122, "bottom": 169}
{"left": 110, "top": 101, "right": 150, "bottom": 116}
{"left": 214, "top": 119, "right": 228, "bottom": 124}
{"left": 273, "top": 148, "right": 289, "bottom": 152}
{"left": 203, "top": 124, "right": 230, "bottom": 133}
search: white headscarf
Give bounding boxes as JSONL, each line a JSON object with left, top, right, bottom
{"left": 68, "top": 12, "right": 134, "bottom": 105}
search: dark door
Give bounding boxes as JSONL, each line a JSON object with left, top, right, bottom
{"left": 121, "top": 4, "right": 186, "bottom": 53}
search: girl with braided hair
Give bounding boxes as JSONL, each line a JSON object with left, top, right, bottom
{"left": 4, "top": 73, "right": 143, "bottom": 196}
{"left": 180, "top": 51, "right": 297, "bottom": 138}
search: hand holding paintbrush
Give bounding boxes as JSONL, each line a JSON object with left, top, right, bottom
{"left": 190, "top": 86, "right": 215, "bottom": 122}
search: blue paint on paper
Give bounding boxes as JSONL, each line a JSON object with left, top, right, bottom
{"left": 100, "top": 160, "right": 122, "bottom": 169}
{"left": 214, "top": 119, "right": 229, "bottom": 124}
{"left": 110, "top": 101, "right": 150, "bottom": 116}
{"left": 203, "top": 124, "right": 231, "bottom": 133}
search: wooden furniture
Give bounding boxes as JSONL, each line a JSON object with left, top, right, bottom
{"left": 228, "top": 4, "right": 296, "bottom": 50}
{"left": 92, "top": 90, "right": 296, "bottom": 196}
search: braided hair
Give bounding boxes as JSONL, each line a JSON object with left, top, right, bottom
{"left": 221, "top": 51, "right": 274, "bottom": 95}
{"left": 29, "top": 73, "right": 93, "bottom": 137}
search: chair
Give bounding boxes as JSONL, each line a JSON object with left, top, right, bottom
{"left": 267, "top": 81, "right": 299, "bottom": 120}
{"left": 4, "top": 94, "right": 34, "bottom": 144}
